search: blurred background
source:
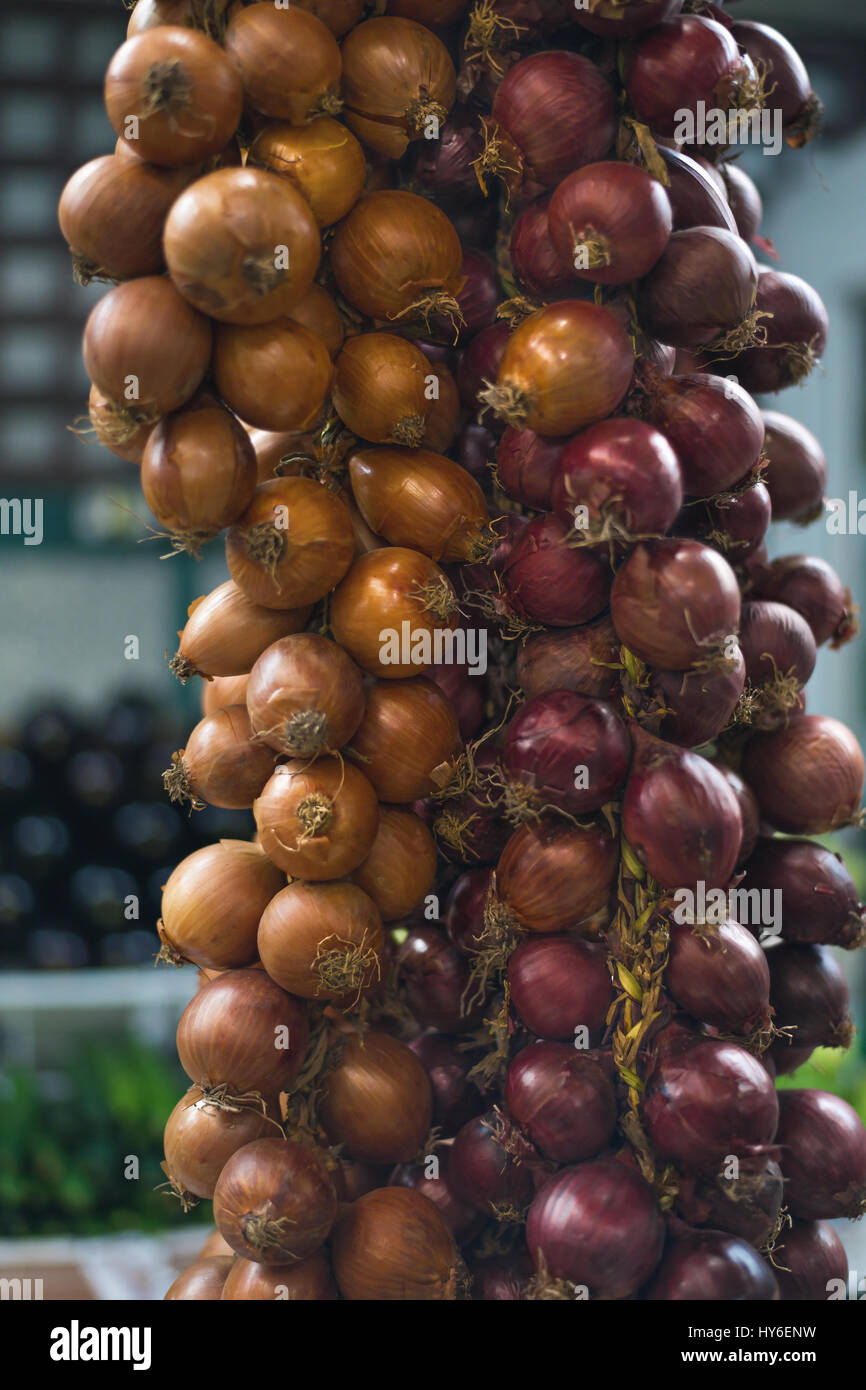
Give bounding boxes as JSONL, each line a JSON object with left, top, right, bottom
{"left": 0, "top": 0, "right": 865, "bottom": 1296}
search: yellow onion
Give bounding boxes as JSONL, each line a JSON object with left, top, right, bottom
{"left": 214, "top": 1137, "right": 337, "bottom": 1265}
{"left": 257, "top": 879, "right": 384, "bottom": 1001}
{"left": 163, "top": 1085, "right": 278, "bottom": 1200}
{"left": 349, "top": 445, "right": 490, "bottom": 561}
{"left": 294, "top": 0, "right": 365, "bottom": 37}
{"left": 331, "top": 190, "right": 464, "bottom": 332}
{"left": 340, "top": 18, "right": 456, "bottom": 159}
{"left": 422, "top": 363, "right": 460, "bottom": 453}
{"left": 225, "top": 477, "right": 354, "bottom": 609}
{"left": 318, "top": 1031, "right": 432, "bottom": 1162}
{"left": 105, "top": 26, "right": 243, "bottom": 167}
{"left": 344, "top": 492, "right": 386, "bottom": 555}
{"left": 212, "top": 319, "right": 332, "bottom": 432}
{"left": 164, "top": 166, "right": 321, "bottom": 325}
{"left": 254, "top": 757, "right": 380, "bottom": 879}
{"left": 330, "top": 547, "right": 459, "bottom": 677}
{"left": 222, "top": 1251, "right": 338, "bottom": 1300}
{"left": 202, "top": 673, "right": 248, "bottom": 716}
{"left": 224, "top": 3, "right": 342, "bottom": 122}
{"left": 58, "top": 153, "right": 192, "bottom": 284}
{"left": 197, "top": 1229, "right": 234, "bottom": 1260}
{"left": 247, "top": 428, "right": 311, "bottom": 484}
{"left": 158, "top": 839, "right": 285, "bottom": 970}
{"left": 246, "top": 632, "right": 366, "bottom": 757}
{"left": 333, "top": 333, "right": 433, "bottom": 446}
{"left": 82, "top": 276, "right": 212, "bottom": 438}
{"left": 249, "top": 118, "right": 366, "bottom": 228}
{"left": 164, "top": 1257, "right": 234, "bottom": 1300}
{"left": 163, "top": 704, "right": 275, "bottom": 809}
{"left": 85, "top": 385, "right": 154, "bottom": 464}
{"left": 349, "top": 677, "right": 460, "bottom": 801}
{"left": 127, "top": 0, "right": 205, "bottom": 35}
{"left": 331, "top": 1187, "right": 457, "bottom": 1300}
{"left": 286, "top": 283, "right": 344, "bottom": 357}
{"left": 352, "top": 805, "right": 437, "bottom": 921}
{"left": 140, "top": 394, "right": 257, "bottom": 555}
{"left": 171, "top": 580, "right": 311, "bottom": 681}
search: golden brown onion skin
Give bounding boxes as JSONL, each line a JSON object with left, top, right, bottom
{"left": 221, "top": 1251, "right": 338, "bottom": 1300}
{"left": 331, "top": 1187, "right": 457, "bottom": 1300}
{"left": 348, "top": 677, "right": 460, "bottom": 801}
{"left": 349, "top": 445, "right": 489, "bottom": 561}
{"left": 334, "top": 335, "right": 433, "bottom": 446}
{"left": 257, "top": 879, "right": 385, "bottom": 1000}
{"left": 141, "top": 396, "right": 257, "bottom": 543}
{"left": 254, "top": 757, "right": 380, "bottom": 880}
{"left": 58, "top": 153, "right": 192, "bottom": 282}
{"left": 330, "top": 547, "right": 458, "bottom": 678}
{"left": 165, "top": 1256, "right": 234, "bottom": 1300}
{"left": 163, "top": 1085, "right": 278, "bottom": 1199}
{"left": 249, "top": 118, "right": 366, "bottom": 228}
{"left": 330, "top": 190, "right": 463, "bottom": 323}
{"left": 169, "top": 705, "right": 275, "bottom": 810}
{"left": 340, "top": 18, "right": 456, "bottom": 159}
{"left": 213, "top": 320, "right": 333, "bottom": 432}
{"left": 213, "top": 1137, "right": 338, "bottom": 1265}
{"left": 159, "top": 839, "right": 284, "bottom": 970}
{"left": 352, "top": 805, "right": 437, "bottom": 921}
{"left": 224, "top": 3, "right": 341, "bottom": 122}
{"left": 201, "top": 673, "right": 249, "bottom": 716}
{"left": 285, "top": 284, "right": 344, "bottom": 357}
{"left": 174, "top": 580, "right": 310, "bottom": 680}
{"left": 742, "top": 714, "right": 865, "bottom": 835}
{"left": 496, "top": 818, "right": 619, "bottom": 933}
{"left": 318, "top": 1032, "right": 433, "bottom": 1163}
{"left": 176, "top": 968, "right": 309, "bottom": 1096}
{"left": 246, "top": 631, "right": 366, "bottom": 757}
{"left": 226, "top": 477, "right": 354, "bottom": 609}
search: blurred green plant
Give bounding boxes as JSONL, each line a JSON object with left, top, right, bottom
{"left": 777, "top": 1046, "right": 866, "bottom": 1122}
{"left": 0, "top": 1039, "right": 208, "bottom": 1237}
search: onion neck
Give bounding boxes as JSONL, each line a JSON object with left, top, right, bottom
{"left": 142, "top": 59, "right": 192, "bottom": 122}
{"left": 391, "top": 414, "right": 426, "bottom": 447}
{"left": 296, "top": 791, "right": 334, "bottom": 839}
{"left": 280, "top": 708, "right": 329, "bottom": 757}
{"left": 478, "top": 380, "right": 530, "bottom": 429}
{"left": 162, "top": 751, "right": 204, "bottom": 810}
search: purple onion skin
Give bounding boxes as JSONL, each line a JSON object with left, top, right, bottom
{"left": 503, "top": 513, "right": 611, "bottom": 628}
{"left": 644, "top": 372, "right": 765, "bottom": 499}
{"left": 773, "top": 1221, "right": 849, "bottom": 1302}
{"left": 573, "top": 0, "right": 685, "bottom": 40}
{"left": 654, "top": 651, "right": 745, "bottom": 748}
{"left": 504, "top": 690, "right": 631, "bottom": 815}
{"left": 761, "top": 411, "right": 826, "bottom": 524}
{"left": 636, "top": 226, "right": 758, "bottom": 353}
{"left": 507, "top": 935, "right": 612, "bottom": 1043}
{"left": 510, "top": 197, "right": 577, "bottom": 300}
{"left": 497, "top": 427, "right": 565, "bottom": 511}
{"left": 457, "top": 321, "right": 511, "bottom": 414}
{"left": 659, "top": 145, "right": 737, "bottom": 234}
{"left": 767, "top": 1040, "right": 814, "bottom": 1078}
{"left": 505, "top": 1042, "right": 617, "bottom": 1164}
{"left": 516, "top": 617, "right": 621, "bottom": 703}
{"left": 408, "top": 1033, "right": 487, "bottom": 1136}
{"left": 644, "top": 1230, "right": 779, "bottom": 1300}
{"left": 396, "top": 926, "right": 485, "bottom": 1035}
{"left": 765, "top": 942, "right": 852, "bottom": 1049}
{"left": 551, "top": 417, "right": 683, "bottom": 542}
{"left": 644, "top": 1037, "right": 779, "bottom": 1171}
{"left": 758, "top": 554, "right": 857, "bottom": 649}
{"left": 740, "top": 838, "right": 865, "bottom": 949}
{"left": 727, "top": 269, "right": 829, "bottom": 395}
{"left": 527, "top": 1159, "right": 665, "bottom": 1299}
{"left": 445, "top": 867, "right": 492, "bottom": 957}
{"left": 723, "top": 162, "right": 763, "bottom": 243}
{"left": 455, "top": 422, "right": 496, "bottom": 484}
{"left": 470, "top": 1252, "right": 533, "bottom": 1301}
{"left": 432, "top": 249, "right": 500, "bottom": 344}
{"left": 730, "top": 20, "right": 813, "bottom": 127}
{"left": 716, "top": 766, "right": 760, "bottom": 864}
{"left": 703, "top": 480, "right": 772, "bottom": 563}
{"left": 666, "top": 919, "right": 771, "bottom": 1036}
{"left": 775, "top": 1089, "right": 866, "bottom": 1221}
{"left": 739, "top": 599, "right": 817, "bottom": 693}
{"left": 450, "top": 1110, "right": 537, "bottom": 1214}
{"left": 676, "top": 1156, "right": 784, "bottom": 1248}
{"left": 411, "top": 105, "right": 484, "bottom": 203}
{"left": 623, "top": 727, "right": 743, "bottom": 891}
{"left": 389, "top": 1152, "right": 484, "bottom": 1241}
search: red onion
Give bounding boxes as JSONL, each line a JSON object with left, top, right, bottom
{"left": 509, "top": 198, "right": 577, "bottom": 301}
{"left": 741, "top": 837, "right": 865, "bottom": 950}
{"left": 625, "top": 15, "right": 759, "bottom": 138}
{"left": 738, "top": 599, "right": 817, "bottom": 704}
{"left": 411, "top": 104, "right": 484, "bottom": 203}
{"left": 760, "top": 411, "right": 826, "bottom": 524}
{"left": 775, "top": 1089, "right": 866, "bottom": 1220}
{"left": 768, "top": 1040, "right": 814, "bottom": 1077}
{"left": 396, "top": 925, "right": 485, "bottom": 1034}
{"left": 702, "top": 479, "right": 772, "bottom": 563}
{"left": 434, "top": 762, "right": 512, "bottom": 867}
{"left": 645, "top": 1228, "right": 779, "bottom": 1300}
{"left": 765, "top": 942, "right": 853, "bottom": 1050}
{"left": 503, "top": 513, "right": 611, "bottom": 628}
{"left": 551, "top": 418, "right": 683, "bottom": 547}
{"left": 445, "top": 867, "right": 493, "bottom": 957}
{"left": 758, "top": 555, "right": 858, "bottom": 649}
{"left": 408, "top": 1033, "right": 486, "bottom": 1135}
{"left": 484, "top": 51, "right": 616, "bottom": 197}
{"left": 548, "top": 161, "right": 672, "bottom": 286}
{"left": 731, "top": 20, "right": 822, "bottom": 145}
{"left": 470, "top": 1252, "right": 532, "bottom": 1301}
{"left": 722, "top": 162, "right": 763, "bottom": 244}
{"left": 516, "top": 615, "right": 621, "bottom": 702}
{"left": 496, "top": 427, "right": 566, "bottom": 511}
{"left": 653, "top": 651, "right": 746, "bottom": 747}
{"left": 449, "top": 1109, "right": 537, "bottom": 1214}
{"left": 658, "top": 146, "right": 737, "bottom": 234}
{"left": 450, "top": 199, "right": 499, "bottom": 251}
{"left": 432, "top": 249, "right": 500, "bottom": 344}
{"left": 728, "top": 268, "right": 829, "bottom": 393}
{"left": 742, "top": 542, "right": 772, "bottom": 593}
{"left": 623, "top": 726, "right": 742, "bottom": 889}
{"left": 666, "top": 919, "right": 772, "bottom": 1036}
{"left": 637, "top": 226, "right": 759, "bottom": 352}
{"left": 526, "top": 1159, "right": 665, "bottom": 1298}
{"left": 507, "top": 935, "right": 612, "bottom": 1043}
{"left": 430, "top": 662, "right": 485, "bottom": 743}
{"left": 644, "top": 1036, "right": 779, "bottom": 1170}
{"left": 505, "top": 1042, "right": 616, "bottom": 1164}
{"left": 574, "top": 0, "right": 685, "bottom": 39}
{"left": 455, "top": 422, "right": 497, "bottom": 483}
{"left": 642, "top": 372, "right": 764, "bottom": 499}
{"left": 610, "top": 538, "right": 741, "bottom": 670}
{"left": 457, "top": 321, "right": 511, "bottom": 413}
{"left": 503, "top": 690, "right": 631, "bottom": 816}
{"left": 773, "top": 1220, "right": 849, "bottom": 1302}
{"left": 493, "top": 816, "right": 619, "bottom": 934}
{"left": 742, "top": 714, "right": 864, "bottom": 835}
{"left": 390, "top": 1152, "right": 483, "bottom": 1242}
{"left": 675, "top": 1154, "right": 784, "bottom": 1248}
{"left": 717, "top": 765, "right": 760, "bottom": 863}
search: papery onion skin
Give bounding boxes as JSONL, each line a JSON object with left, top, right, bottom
{"left": 702, "top": 480, "right": 772, "bottom": 564}
{"left": 449, "top": 1109, "right": 536, "bottom": 1213}
{"left": 643, "top": 1036, "right": 779, "bottom": 1171}
{"left": 516, "top": 616, "right": 621, "bottom": 703}
{"left": 675, "top": 1154, "right": 784, "bottom": 1249}
{"left": 526, "top": 1159, "right": 665, "bottom": 1299}
{"left": 408, "top": 1033, "right": 486, "bottom": 1135}
{"left": 611, "top": 538, "right": 741, "bottom": 671}
{"left": 246, "top": 632, "right": 365, "bottom": 758}
{"left": 253, "top": 757, "right": 380, "bottom": 880}
{"left": 318, "top": 1032, "right": 433, "bottom": 1164}
{"left": 331, "top": 1187, "right": 457, "bottom": 1301}
{"left": 165, "top": 1257, "right": 233, "bottom": 1301}
{"left": 105, "top": 27, "right": 243, "bottom": 168}
{"left": 330, "top": 547, "right": 459, "bottom": 679}
{"left": 507, "top": 935, "right": 613, "bottom": 1043}
{"left": 505, "top": 1042, "right": 617, "bottom": 1164}
{"left": 334, "top": 336, "right": 433, "bottom": 447}
{"left": 503, "top": 513, "right": 612, "bottom": 628}
{"left": 658, "top": 145, "right": 737, "bottom": 234}
{"left": 86, "top": 385, "right": 154, "bottom": 464}
{"left": 222, "top": 1250, "right": 338, "bottom": 1301}
{"left": 213, "top": 318, "right": 332, "bottom": 433}
{"left": 214, "top": 1137, "right": 337, "bottom": 1265}
{"left": 573, "top": 0, "right": 685, "bottom": 39}
{"left": 226, "top": 477, "right": 354, "bottom": 610}
{"left": 653, "top": 651, "right": 746, "bottom": 749}
{"left": 636, "top": 226, "right": 758, "bottom": 352}
{"left": 495, "top": 817, "right": 619, "bottom": 933}
{"left": 761, "top": 410, "right": 827, "bottom": 525}
{"left": 758, "top": 555, "right": 857, "bottom": 649}
{"left": 503, "top": 690, "right": 631, "bottom": 815}
{"left": 340, "top": 17, "right": 457, "bottom": 160}
{"left": 723, "top": 162, "right": 763, "bottom": 243}
{"left": 548, "top": 161, "right": 672, "bottom": 286}
{"left": 257, "top": 878, "right": 384, "bottom": 1000}
{"left": 166, "top": 704, "right": 275, "bottom": 810}
{"left": 224, "top": 3, "right": 341, "bottom": 123}
{"left": 550, "top": 417, "right": 683, "bottom": 542}
{"left": 141, "top": 395, "right": 257, "bottom": 544}
{"left": 496, "top": 428, "right": 565, "bottom": 512}
{"left": 666, "top": 920, "right": 771, "bottom": 1036}
{"left": 625, "top": 14, "right": 755, "bottom": 138}
{"left": 58, "top": 154, "right": 192, "bottom": 283}
{"left": 742, "top": 714, "right": 865, "bottom": 835}
{"left": 739, "top": 598, "right": 817, "bottom": 701}
{"left": 159, "top": 839, "right": 284, "bottom": 970}
{"left": 349, "top": 446, "right": 489, "bottom": 562}
{"left": 772, "top": 1221, "right": 849, "bottom": 1302}
{"left": 294, "top": 0, "right": 365, "bottom": 39}
{"left": 741, "top": 837, "right": 865, "bottom": 949}
{"left": 174, "top": 581, "right": 310, "bottom": 682}
{"left": 163, "top": 1085, "right": 277, "bottom": 1200}
{"left": 731, "top": 19, "right": 819, "bottom": 137}
{"left": 458, "top": 322, "right": 511, "bottom": 414}
{"left": 445, "top": 866, "right": 493, "bottom": 958}
{"left": 396, "top": 925, "right": 484, "bottom": 1034}
{"left": 412, "top": 104, "right": 484, "bottom": 204}
{"left": 202, "top": 673, "right": 249, "bottom": 716}
{"left": 644, "top": 1229, "right": 779, "bottom": 1301}
{"left": 249, "top": 118, "right": 366, "bottom": 228}
{"left": 775, "top": 1089, "right": 866, "bottom": 1221}
{"left": 717, "top": 765, "right": 761, "bottom": 866}
{"left": 727, "top": 268, "right": 829, "bottom": 394}
{"left": 389, "top": 1152, "right": 483, "bottom": 1243}
{"left": 623, "top": 726, "right": 742, "bottom": 891}
{"left": 353, "top": 805, "right": 437, "bottom": 922}
{"left": 509, "top": 198, "right": 577, "bottom": 301}
{"left": 348, "top": 677, "right": 460, "bottom": 800}
{"left": 285, "top": 284, "right": 344, "bottom": 358}
{"left": 642, "top": 372, "right": 764, "bottom": 499}
{"left": 176, "top": 968, "right": 308, "bottom": 1096}
{"left": 765, "top": 942, "right": 853, "bottom": 1049}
